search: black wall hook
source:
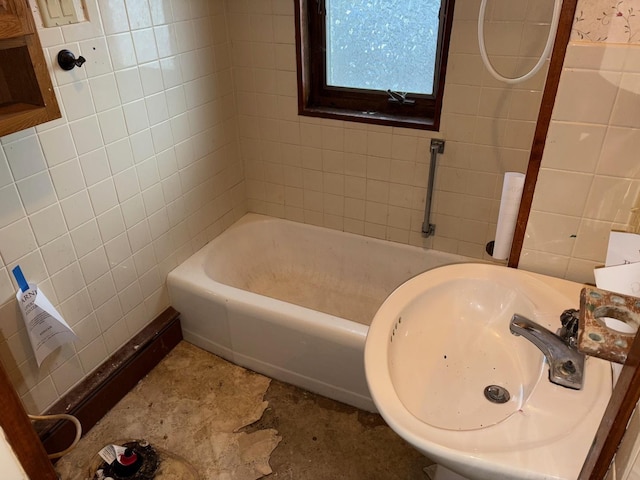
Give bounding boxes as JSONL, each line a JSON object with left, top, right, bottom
{"left": 57, "top": 49, "right": 86, "bottom": 71}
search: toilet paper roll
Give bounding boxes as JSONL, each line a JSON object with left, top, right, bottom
{"left": 492, "top": 172, "right": 526, "bottom": 260}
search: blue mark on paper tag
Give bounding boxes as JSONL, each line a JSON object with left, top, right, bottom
{"left": 11, "top": 265, "right": 29, "bottom": 293}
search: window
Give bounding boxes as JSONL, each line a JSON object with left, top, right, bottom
{"left": 295, "top": 0, "right": 455, "bottom": 130}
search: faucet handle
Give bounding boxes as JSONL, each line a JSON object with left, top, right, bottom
{"left": 558, "top": 308, "right": 580, "bottom": 347}
{"left": 560, "top": 308, "right": 579, "bottom": 327}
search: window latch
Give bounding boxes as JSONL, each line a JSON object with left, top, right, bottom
{"left": 387, "top": 90, "right": 415, "bottom": 105}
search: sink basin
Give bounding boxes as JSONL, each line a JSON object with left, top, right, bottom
{"left": 390, "top": 274, "right": 544, "bottom": 432}
{"left": 365, "top": 263, "right": 612, "bottom": 480}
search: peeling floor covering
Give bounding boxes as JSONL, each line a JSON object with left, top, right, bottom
{"left": 56, "top": 341, "right": 432, "bottom": 479}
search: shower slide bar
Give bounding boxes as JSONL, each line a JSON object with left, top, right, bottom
{"left": 421, "top": 138, "right": 445, "bottom": 238}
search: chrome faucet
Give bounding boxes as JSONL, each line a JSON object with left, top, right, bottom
{"left": 510, "top": 311, "right": 585, "bottom": 390}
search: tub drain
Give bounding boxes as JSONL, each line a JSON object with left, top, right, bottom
{"left": 484, "top": 385, "right": 510, "bottom": 404}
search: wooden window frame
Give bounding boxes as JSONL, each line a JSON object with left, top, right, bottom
{"left": 294, "top": 0, "right": 456, "bottom": 131}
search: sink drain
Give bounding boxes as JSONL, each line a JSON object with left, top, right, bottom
{"left": 484, "top": 385, "right": 510, "bottom": 404}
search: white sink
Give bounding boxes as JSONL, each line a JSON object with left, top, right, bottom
{"left": 365, "top": 263, "right": 612, "bottom": 480}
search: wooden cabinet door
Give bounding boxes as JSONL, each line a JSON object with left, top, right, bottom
{"left": 0, "top": 0, "right": 33, "bottom": 39}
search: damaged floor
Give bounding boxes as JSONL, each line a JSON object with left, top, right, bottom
{"left": 56, "top": 341, "right": 432, "bottom": 480}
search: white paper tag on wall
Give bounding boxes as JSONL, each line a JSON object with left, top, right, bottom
{"left": 15, "top": 283, "right": 77, "bottom": 366}
{"left": 604, "top": 231, "right": 640, "bottom": 267}
{"left": 594, "top": 262, "right": 640, "bottom": 298}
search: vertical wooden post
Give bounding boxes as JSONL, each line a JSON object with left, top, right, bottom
{"left": 0, "top": 359, "right": 58, "bottom": 479}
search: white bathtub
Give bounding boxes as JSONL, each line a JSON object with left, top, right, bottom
{"left": 167, "top": 214, "right": 470, "bottom": 411}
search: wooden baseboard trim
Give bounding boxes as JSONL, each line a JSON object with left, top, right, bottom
{"left": 37, "top": 307, "right": 182, "bottom": 458}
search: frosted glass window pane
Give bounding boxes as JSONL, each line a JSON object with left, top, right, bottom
{"left": 327, "top": 0, "right": 442, "bottom": 95}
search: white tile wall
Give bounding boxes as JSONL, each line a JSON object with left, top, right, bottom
{"left": 521, "top": 42, "right": 640, "bottom": 284}
{"left": 0, "top": 0, "right": 245, "bottom": 413}
{"left": 233, "top": 0, "right": 553, "bottom": 255}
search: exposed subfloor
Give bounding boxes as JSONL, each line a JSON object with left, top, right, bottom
{"left": 245, "top": 377, "right": 432, "bottom": 479}
{"left": 56, "top": 341, "right": 432, "bottom": 480}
